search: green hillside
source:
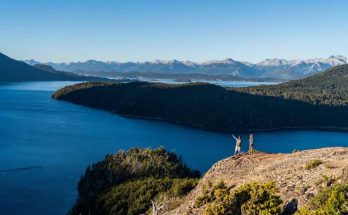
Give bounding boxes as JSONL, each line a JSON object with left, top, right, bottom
{"left": 238, "top": 64, "right": 348, "bottom": 106}
{"left": 70, "top": 147, "right": 199, "bottom": 215}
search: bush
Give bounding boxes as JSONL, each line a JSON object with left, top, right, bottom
{"left": 195, "top": 180, "right": 227, "bottom": 208}
{"left": 166, "top": 178, "right": 199, "bottom": 197}
{"left": 304, "top": 159, "right": 323, "bottom": 170}
{"left": 94, "top": 177, "right": 198, "bottom": 215}
{"left": 195, "top": 181, "right": 283, "bottom": 215}
{"left": 233, "top": 181, "right": 283, "bottom": 215}
{"left": 296, "top": 182, "right": 348, "bottom": 215}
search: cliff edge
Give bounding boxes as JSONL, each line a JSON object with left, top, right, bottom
{"left": 164, "top": 147, "right": 348, "bottom": 214}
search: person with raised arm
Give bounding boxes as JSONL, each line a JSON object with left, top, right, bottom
{"left": 232, "top": 134, "right": 242, "bottom": 155}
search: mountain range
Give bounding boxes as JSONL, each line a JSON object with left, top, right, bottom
{"left": 25, "top": 55, "right": 348, "bottom": 80}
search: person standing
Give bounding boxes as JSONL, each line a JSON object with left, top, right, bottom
{"left": 232, "top": 135, "right": 242, "bottom": 155}
{"left": 249, "top": 133, "right": 254, "bottom": 154}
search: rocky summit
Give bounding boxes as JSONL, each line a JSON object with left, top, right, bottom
{"left": 163, "top": 147, "right": 348, "bottom": 214}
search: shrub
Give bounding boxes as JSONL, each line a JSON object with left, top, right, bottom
{"left": 195, "top": 180, "right": 227, "bottom": 208}
{"left": 233, "top": 181, "right": 283, "bottom": 215}
{"left": 195, "top": 181, "right": 283, "bottom": 215}
{"left": 166, "top": 178, "right": 198, "bottom": 197}
{"left": 151, "top": 178, "right": 199, "bottom": 213}
{"left": 94, "top": 177, "right": 198, "bottom": 215}
{"left": 296, "top": 182, "right": 348, "bottom": 215}
{"left": 304, "top": 159, "right": 323, "bottom": 170}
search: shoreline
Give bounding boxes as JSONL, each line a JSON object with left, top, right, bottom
{"left": 118, "top": 113, "right": 348, "bottom": 134}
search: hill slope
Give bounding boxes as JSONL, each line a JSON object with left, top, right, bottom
{"left": 238, "top": 64, "right": 348, "bottom": 106}
{"left": 0, "top": 53, "right": 106, "bottom": 82}
{"left": 166, "top": 147, "right": 348, "bottom": 214}
{"left": 71, "top": 147, "right": 200, "bottom": 215}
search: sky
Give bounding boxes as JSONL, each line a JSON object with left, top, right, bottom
{"left": 0, "top": 0, "right": 348, "bottom": 63}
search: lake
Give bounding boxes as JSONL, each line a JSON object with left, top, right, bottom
{"left": 125, "top": 77, "right": 278, "bottom": 87}
{"left": 1, "top": 81, "right": 348, "bottom": 215}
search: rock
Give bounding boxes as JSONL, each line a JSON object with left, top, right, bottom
{"left": 281, "top": 198, "right": 298, "bottom": 215}
{"left": 299, "top": 187, "right": 307, "bottom": 195}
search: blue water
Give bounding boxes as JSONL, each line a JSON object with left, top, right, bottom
{"left": 133, "top": 77, "right": 278, "bottom": 87}
{"left": 1, "top": 81, "right": 348, "bottom": 215}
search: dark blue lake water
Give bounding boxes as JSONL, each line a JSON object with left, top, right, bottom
{"left": 1, "top": 81, "right": 348, "bottom": 215}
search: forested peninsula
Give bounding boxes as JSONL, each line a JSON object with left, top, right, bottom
{"left": 53, "top": 64, "right": 348, "bottom": 132}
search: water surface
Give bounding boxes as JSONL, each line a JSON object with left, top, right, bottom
{"left": 127, "top": 77, "right": 278, "bottom": 87}
{"left": 0, "top": 81, "right": 348, "bottom": 215}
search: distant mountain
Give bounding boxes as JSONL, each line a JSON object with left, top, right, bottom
{"left": 25, "top": 55, "right": 348, "bottom": 80}
{"left": 0, "top": 53, "right": 107, "bottom": 82}
{"left": 256, "top": 55, "right": 348, "bottom": 79}
{"left": 25, "top": 58, "right": 261, "bottom": 78}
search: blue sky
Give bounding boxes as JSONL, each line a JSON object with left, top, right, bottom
{"left": 1, "top": 0, "right": 348, "bottom": 63}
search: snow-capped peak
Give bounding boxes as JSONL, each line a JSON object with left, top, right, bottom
{"left": 150, "top": 59, "right": 195, "bottom": 66}
{"left": 257, "top": 56, "right": 348, "bottom": 67}
{"left": 321, "top": 55, "right": 347, "bottom": 66}
{"left": 202, "top": 58, "right": 238, "bottom": 65}
{"left": 257, "top": 58, "right": 288, "bottom": 67}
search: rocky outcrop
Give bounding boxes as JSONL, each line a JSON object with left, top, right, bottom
{"left": 163, "top": 147, "right": 348, "bottom": 214}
